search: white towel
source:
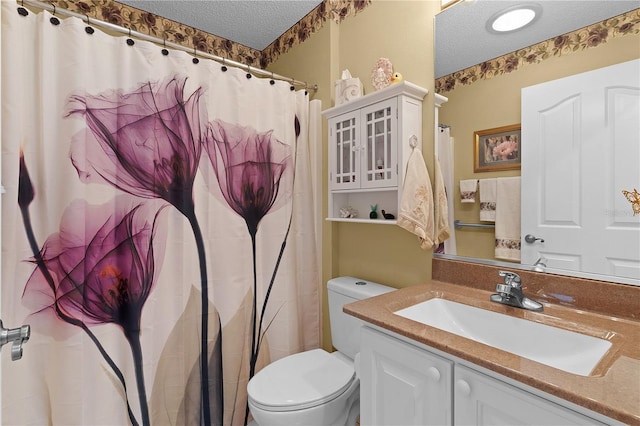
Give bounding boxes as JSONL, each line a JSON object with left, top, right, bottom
{"left": 495, "top": 177, "right": 521, "bottom": 262}
{"left": 479, "top": 178, "right": 497, "bottom": 222}
{"left": 398, "top": 149, "right": 434, "bottom": 250}
{"left": 460, "top": 179, "right": 477, "bottom": 203}
{"left": 433, "top": 158, "right": 450, "bottom": 246}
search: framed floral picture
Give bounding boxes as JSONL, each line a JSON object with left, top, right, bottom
{"left": 474, "top": 124, "right": 521, "bottom": 172}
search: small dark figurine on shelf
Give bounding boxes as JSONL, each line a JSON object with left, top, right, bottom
{"left": 381, "top": 209, "right": 395, "bottom": 220}
{"left": 369, "top": 204, "right": 379, "bottom": 219}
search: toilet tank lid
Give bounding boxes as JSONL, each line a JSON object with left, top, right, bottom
{"left": 327, "top": 276, "right": 395, "bottom": 300}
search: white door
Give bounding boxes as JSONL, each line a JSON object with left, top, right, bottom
{"left": 360, "top": 98, "right": 398, "bottom": 189}
{"left": 360, "top": 327, "right": 453, "bottom": 426}
{"left": 329, "top": 111, "right": 360, "bottom": 191}
{"left": 521, "top": 59, "right": 640, "bottom": 282}
{"left": 454, "top": 365, "right": 605, "bottom": 425}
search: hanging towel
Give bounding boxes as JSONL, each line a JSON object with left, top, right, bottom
{"left": 495, "top": 177, "right": 521, "bottom": 262}
{"left": 398, "top": 148, "right": 434, "bottom": 250}
{"left": 433, "top": 158, "right": 450, "bottom": 246}
{"left": 479, "top": 178, "right": 497, "bottom": 222}
{"left": 460, "top": 179, "right": 478, "bottom": 203}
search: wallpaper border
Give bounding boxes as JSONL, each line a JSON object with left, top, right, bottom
{"left": 47, "top": 0, "right": 371, "bottom": 68}
{"left": 435, "top": 8, "right": 640, "bottom": 94}
{"left": 38, "top": 2, "right": 638, "bottom": 89}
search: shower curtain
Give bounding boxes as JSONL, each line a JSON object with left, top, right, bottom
{"left": 436, "top": 127, "right": 457, "bottom": 255}
{"left": 1, "top": 2, "right": 320, "bottom": 425}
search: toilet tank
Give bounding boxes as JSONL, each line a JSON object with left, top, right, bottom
{"left": 327, "top": 276, "right": 395, "bottom": 359}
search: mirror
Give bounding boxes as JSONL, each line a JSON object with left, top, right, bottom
{"left": 434, "top": 1, "right": 640, "bottom": 286}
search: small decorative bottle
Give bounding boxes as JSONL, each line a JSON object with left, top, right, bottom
{"left": 369, "top": 204, "right": 379, "bottom": 219}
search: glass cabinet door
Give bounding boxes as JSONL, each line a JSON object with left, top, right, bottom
{"left": 361, "top": 99, "right": 398, "bottom": 189}
{"left": 329, "top": 111, "right": 360, "bottom": 190}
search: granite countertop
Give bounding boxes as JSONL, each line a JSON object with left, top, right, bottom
{"left": 344, "top": 280, "right": 640, "bottom": 425}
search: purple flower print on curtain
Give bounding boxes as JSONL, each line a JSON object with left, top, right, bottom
{"left": 204, "top": 118, "right": 295, "bottom": 425}
{"left": 66, "top": 76, "right": 221, "bottom": 425}
{"left": 19, "top": 150, "right": 140, "bottom": 426}
{"left": 66, "top": 77, "right": 203, "bottom": 215}
{"left": 205, "top": 119, "right": 293, "bottom": 236}
{"left": 21, "top": 193, "right": 168, "bottom": 426}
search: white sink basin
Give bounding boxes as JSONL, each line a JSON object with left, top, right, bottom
{"left": 394, "top": 298, "right": 612, "bottom": 376}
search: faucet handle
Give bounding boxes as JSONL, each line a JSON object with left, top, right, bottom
{"left": 495, "top": 283, "right": 512, "bottom": 295}
{"left": 498, "top": 270, "right": 521, "bottom": 287}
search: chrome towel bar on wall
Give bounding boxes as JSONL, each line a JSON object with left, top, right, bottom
{"left": 454, "top": 220, "right": 495, "bottom": 229}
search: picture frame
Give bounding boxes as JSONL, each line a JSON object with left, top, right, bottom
{"left": 474, "top": 124, "right": 521, "bottom": 172}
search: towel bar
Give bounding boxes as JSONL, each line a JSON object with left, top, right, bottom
{"left": 454, "top": 220, "right": 495, "bottom": 229}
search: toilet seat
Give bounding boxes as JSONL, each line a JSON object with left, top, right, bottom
{"left": 247, "top": 349, "right": 355, "bottom": 412}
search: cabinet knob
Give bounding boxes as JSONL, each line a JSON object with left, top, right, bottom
{"left": 427, "top": 366, "right": 441, "bottom": 382}
{"left": 455, "top": 379, "right": 471, "bottom": 396}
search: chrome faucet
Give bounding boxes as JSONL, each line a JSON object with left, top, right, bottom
{"left": 490, "top": 271, "right": 543, "bottom": 312}
{"left": 532, "top": 256, "right": 547, "bottom": 272}
{"left": 0, "top": 320, "right": 31, "bottom": 361}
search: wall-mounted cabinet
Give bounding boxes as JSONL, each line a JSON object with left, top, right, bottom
{"left": 322, "top": 81, "right": 428, "bottom": 224}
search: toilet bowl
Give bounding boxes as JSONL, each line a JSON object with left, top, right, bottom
{"left": 247, "top": 349, "right": 359, "bottom": 426}
{"left": 247, "top": 277, "right": 394, "bottom": 426}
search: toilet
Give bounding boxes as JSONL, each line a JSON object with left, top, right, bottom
{"left": 247, "top": 276, "right": 394, "bottom": 426}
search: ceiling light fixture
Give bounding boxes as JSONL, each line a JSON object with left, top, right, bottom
{"left": 487, "top": 4, "right": 541, "bottom": 33}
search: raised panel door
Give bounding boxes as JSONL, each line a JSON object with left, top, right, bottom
{"left": 454, "top": 364, "right": 605, "bottom": 425}
{"left": 360, "top": 327, "right": 452, "bottom": 426}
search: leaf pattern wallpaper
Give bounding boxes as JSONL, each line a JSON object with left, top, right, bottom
{"left": 1, "top": 3, "right": 320, "bottom": 425}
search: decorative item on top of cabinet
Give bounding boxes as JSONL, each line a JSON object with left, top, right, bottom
{"left": 322, "top": 81, "right": 428, "bottom": 224}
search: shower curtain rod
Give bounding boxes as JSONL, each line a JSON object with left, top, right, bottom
{"left": 19, "top": 0, "right": 318, "bottom": 92}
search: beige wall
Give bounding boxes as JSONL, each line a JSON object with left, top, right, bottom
{"left": 439, "top": 34, "right": 640, "bottom": 260}
{"left": 269, "top": 1, "right": 640, "bottom": 351}
{"left": 268, "top": 1, "right": 441, "bottom": 351}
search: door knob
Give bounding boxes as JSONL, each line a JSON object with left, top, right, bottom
{"left": 427, "top": 366, "right": 441, "bottom": 382}
{"left": 524, "top": 234, "right": 545, "bottom": 244}
{"left": 455, "top": 379, "right": 471, "bottom": 396}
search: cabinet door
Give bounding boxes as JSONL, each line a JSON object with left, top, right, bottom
{"left": 329, "top": 110, "right": 360, "bottom": 190}
{"left": 360, "top": 98, "right": 398, "bottom": 189}
{"left": 454, "top": 364, "right": 605, "bottom": 425}
{"left": 360, "top": 327, "right": 453, "bottom": 426}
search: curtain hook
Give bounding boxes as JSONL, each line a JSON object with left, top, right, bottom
{"left": 85, "top": 15, "right": 94, "bottom": 34}
{"left": 50, "top": 5, "right": 60, "bottom": 25}
{"left": 290, "top": 77, "right": 295, "bottom": 91}
{"left": 221, "top": 58, "right": 227, "bottom": 72}
{"left": 126, "top": 28, "right": 135, "bottom": 46}
{"left": 304, "top": 82, "right": 308, "bottom": 96}
{"left": 246, "top": 64, "right": 252, "bottom": 79}
{"left": 270, "top": 71, "right": 275, "bottom": 86}
{"left": 161, "top": 36, "right": 169, "bottom": 56}
{"left": 192, "top": 47, "right": 199, "bottom": 64}
{"left": 17, "top": 0, "right": 28, "bottom": 16}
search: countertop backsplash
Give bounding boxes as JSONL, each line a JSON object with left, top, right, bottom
{"left": 432, "top": 257, "right": 640, "bottom": 321}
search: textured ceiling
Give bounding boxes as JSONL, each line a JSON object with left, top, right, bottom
{"left": 118, "top": 0, "right": 323, "bottom": 51}
{"left": 435, "top": 0, "right": 639, "bottom": 77}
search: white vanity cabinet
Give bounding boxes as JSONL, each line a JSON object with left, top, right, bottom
{"left": 322, "top": 81, "right": 428, "bottom": 223}
{"left": 454, "top": 364, "right": 606, "bottom": 425}
{"left": 360, "top": 326, "right": 453, "bottom": 425}
{"left": 360, "top": 326, "right": 610, "bottom": 426}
